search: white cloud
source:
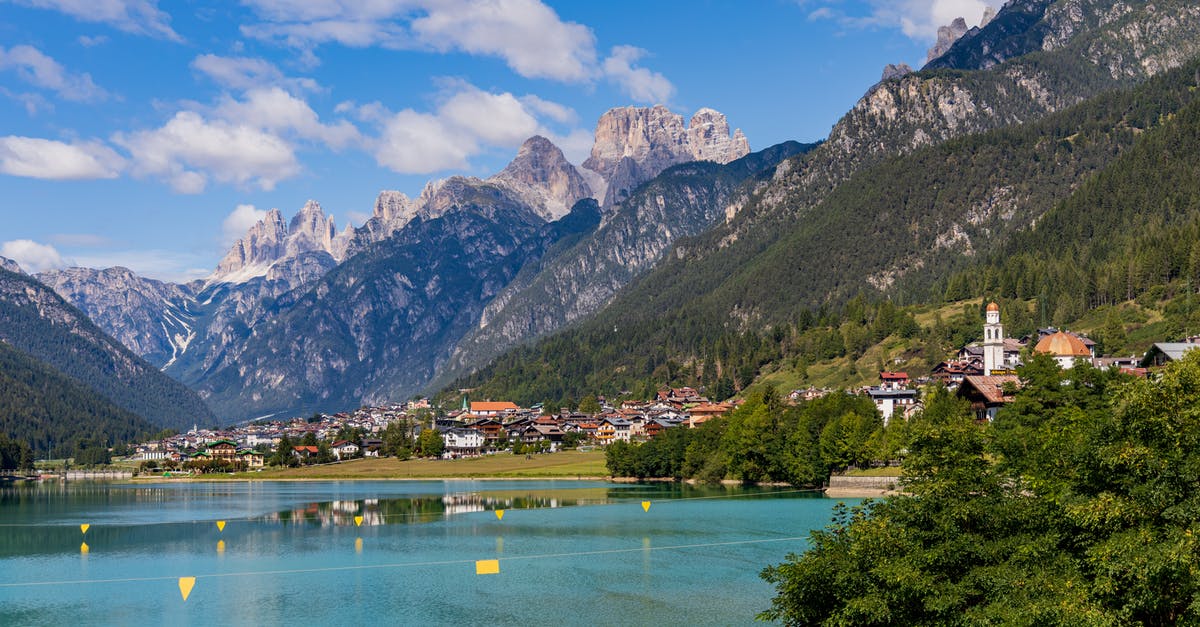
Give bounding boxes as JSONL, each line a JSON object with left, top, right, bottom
{"left": 77, "top": 34, "right": 109, "bottom": 47}
{"left": 438, "top": 86, "right": 540, "bottom": 146}
{"left": 113, "top": 111, "right": 300, "bottom": 193}
{"left": 190, "top": 54, "right": 319, "bottom": 93}
{"left": 0, "top": 239, "right": 68, "bottom": 272}
{"left": 806, "top": 0, "right": 994, "bottom": 42}
{"left": 0, "top": 136, "right": 123, "bottom": 179}
{"left": 215, "top": 87, "right": 359, "bottom": 149}
{"left": 375, "top": 109, "right": 470, "bottom": 173}
{"left": 410, "top": 0, "right": 596, "bottom": 81}
{"left": 241, "top": 0, "right": 620, "bottom": 83}
{"left": 520, "top": 94, "right": 576, "bottom": 125}
{"left": 602, "top": 46, "right": 674, "bottom": 104}
{"left": 221, "top": 204, "right": 268, "bottom": 245}
{"left": 11, "top": 0, "right": 182, "bottom": 41}
{"left": 0, "top": 45, "right": 109, "bottom": 102}
{"left": 367, "top": 82, "right": 577, "bottom": 174}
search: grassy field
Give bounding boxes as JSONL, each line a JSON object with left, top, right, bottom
{"left": 205, "top": 449, "right": 610, "bottom": 480}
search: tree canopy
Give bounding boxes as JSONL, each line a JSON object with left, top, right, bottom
{"left": 759, "top": 352, "right": 1200, "bottom": 625}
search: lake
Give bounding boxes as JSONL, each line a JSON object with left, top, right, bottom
{"left": 0, "top": 480, "right": 855, "bottom": 625}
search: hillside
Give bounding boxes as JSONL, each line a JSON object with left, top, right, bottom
{"left": 448, "top": 49, "right": 1200, "bottom": 405}
{"left": 0, "top": 267, "right": 215, "bottom": 431}
{"left": 0, "top": 341, "right": 155, "bottom": 457}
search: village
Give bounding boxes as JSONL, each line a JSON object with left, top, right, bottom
{"left": 126, "top": 302, "right": 1200, "bottom": 473}
{"left": 126, "top": 388, "right": 738, "bottom": 472}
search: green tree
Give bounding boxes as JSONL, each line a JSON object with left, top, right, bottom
{"left": 416, "top": 429, "right": 444, "bottom": 458}
{"left": 578, "top": 394, "right": 602, "bottom": 414}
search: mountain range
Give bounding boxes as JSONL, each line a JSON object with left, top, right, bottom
{"left": 35, "top": 105, "right": 761, "bottom": 420}
{"left": 10, "top": 0, "right": 1200, "bottom": 429}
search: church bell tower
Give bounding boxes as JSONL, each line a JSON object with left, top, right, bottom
{"left": 983, "top": 302, "right": 1004, "bottom": 375}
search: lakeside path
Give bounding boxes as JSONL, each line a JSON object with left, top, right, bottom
{"left": 156, "top": 449, "right": 612, "bottom": 481}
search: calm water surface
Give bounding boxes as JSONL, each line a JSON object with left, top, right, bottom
{"left": 0, "top": 480, "right": 856, "bottom": 626}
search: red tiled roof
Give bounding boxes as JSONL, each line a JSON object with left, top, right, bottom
{"left": 471, "top": 401, "right": 519, "bottom": 412}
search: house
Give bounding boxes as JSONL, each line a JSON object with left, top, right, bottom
{"left": 957, "top": 375, "right": 1020, "bottom": 422}
{"left": 207, "top": 440, "right": 237, "bottom": 461}
{"left": 292, "top": 445, "right": 319, "bottom": 460}
{"left": 932, "top": 360, "right": 982, "bottom": 386}
{"left": 238, "top": 449, "right": 265, "bottom": 469}
{"left": 361, "top": 438, "right": 383, "bottom": 457}
{"left": 470, "top": 401, "right": 520, "bottom": 417}
{"left": 520, "top": 424, "right": 564, "bottom": 451}
{"left": 866, "top": 387, "right": 920, "bottom": 426}
{"left": 879, "top": 371, "right": 909, "bottom": 390}
{"left": 442, "top": 428, "right": 484, "bottom": 458}
{"left": 331, "top": 440, "right": 360, "bottom": 460}
{"left": 466, "top": 418, "right": 506, "bottom": 446}
{"left": 686, "top": 403, "right": 733, "bottom": 428}
{"left": 596, "top": 418, "right": 632, "bottom": 444}
{"left": 1140, "top": 341, "right": 1200, "bottom": 368}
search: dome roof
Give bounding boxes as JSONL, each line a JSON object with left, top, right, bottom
{"left": 986, "top": 302, "right": 1000, "bottom": 312}
{"left": 1034, "top": 331, "right": 1091, "bottom": 357}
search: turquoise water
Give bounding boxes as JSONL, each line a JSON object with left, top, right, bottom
{"left": 0, "top": 481, "right": 853, "bottom": 626}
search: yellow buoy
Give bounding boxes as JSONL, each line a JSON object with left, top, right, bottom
{"left": 80, "top": 524, "right": 90, "bottom": 535}
{"left": 495, "top": 509, "right": 505, "bottom": 521}
{"left": 80, "top": 542, "right": 89, "bottom": 554}
{"left": 641, "top": 501, "right": 651, "bottom": 512}
{"left": 216, "top": 540, "right": 225, "bottom": 554}
{"left": 475, "top": 559, "right": 500, "bottom": 575}
{"left": 216, "top": 520, "right": 226, "bottom": 532}
{"left": 178, "top": 577, "right": 196, "bottom": 601}
{"left": 354, "top": 515, "right": 363, "bottom": 526}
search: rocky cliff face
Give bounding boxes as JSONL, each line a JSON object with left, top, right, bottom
{"left": 0, "top": 256, "right": 21, "bottom": 274}
{"left": 185, "top": 190, "right": 598, "bottom": 419}
{"left": 211, "top": 200, "right": 349, "bottom": 284}
{"left": 437, "top": 141, "right": 811, "bottom": 387}
{"left": 354, "top": 137, "right": 593, "bottom": 248}
{"left": 36, "top": 266, "right": 198, "bottom": 368}
{"left": 489, "top": 136, "right": 593, "bottom": 221}
{"left": 755, "top": 0, "right": 1200, "bottom": 237}
{"left": 927, "top": 17, "right": 971, "bottom": 64}
{"left": 582, "top": 106, "right": 749, "bottom": 207}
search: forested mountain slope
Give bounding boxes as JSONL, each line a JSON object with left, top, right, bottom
{"left": 0, "top": 267, "right": 214, "bottom": 433}
{"left": 449, "top": 53, "right": 1200, "bottom": 405}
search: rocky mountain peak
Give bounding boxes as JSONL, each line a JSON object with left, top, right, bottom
{"left": 211, "top": 201, "right": 346, "bottom": 284}
{"left": 882, "top": 63, "right": 914, "bottom": 81}
{"left": 0, "top": 256, "right": 22, "bottom": 274}
{"left": 927, "top": 17, "right": 971, "bottom": 64}
{"left": 489, "top": 135, "right": 593, "bottom": 221}
{"left": 287, "top": 199, "right": 337, "bottom": 256}
{"left": 582, "top": 105, "right": 750, "bottom": 207}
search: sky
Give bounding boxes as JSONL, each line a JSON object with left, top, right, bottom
{"left": 0, "top": 0, "right": 995, "bottom": 282}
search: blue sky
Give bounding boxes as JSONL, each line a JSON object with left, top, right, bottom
{"left": 0, "top": 0, "right": 994, "bottom": 281}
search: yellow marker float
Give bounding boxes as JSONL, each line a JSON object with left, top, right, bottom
{"left": 216, "top": 520, "right": 226, "bottom": 532}
{"left": 495, "top": 509, "right": 505, "bottom": 521}
{"left": 80, "top": 542, "right": 89, "bottom": 554}
{"left": 216, "top": 540, "right": 225, "bottom": 554}
{"left": 475, "top": 559, "right": 500, "bottom": 575}
{"left": 80, "top": 524, "right": 90, "bottom": 535}
{"left": 354, "top": 515, "right": 363, "bottom": 527}
{"left": 178, "top": 577, "right": 196, "bottom": 601}
{"left": 641, "top": 501, "right": 651, "bottom": 512}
